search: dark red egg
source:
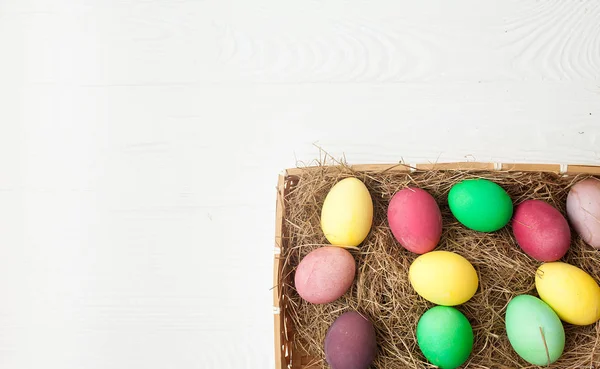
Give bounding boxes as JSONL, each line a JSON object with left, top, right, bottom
{"left": 512, "top": 200, "right": 571, "bottom": 261}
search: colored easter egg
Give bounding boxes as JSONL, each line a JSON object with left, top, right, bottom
{"left": 387, "top": 187, "right": 442, "bottom": 254}
{"left": 512, "top": 200, "right": 571, "bottom": 261}
{"left": 321, "top": 177, "right": 373, "bottom": 247}
{"left": 448, "top": 179, "right": 513, "bottom": 232}
{"left": 567, "top": 178, "right": 600, "bottom": 249}
{"left": 324, "top": 311, "right": 377, "bottom": 369}
{"left": 535, "top": 262, "right": 600, "bottom": 325}
{"left": 294, "top": 246, "right": 356, "bottom": 304}
{"left": 409, "top": 251, "right": 478, "bottom": 306}
{"left": 417, "top": 306, "right": 473, "bottom": 369}
{"left": 505, "top": 295, "right": 565, "bottom": 366}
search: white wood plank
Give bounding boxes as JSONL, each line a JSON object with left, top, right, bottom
{"left": 16, "top": 0, "right": 594, "bottom": 85}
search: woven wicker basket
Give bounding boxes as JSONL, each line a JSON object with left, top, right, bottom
{"left": 272, "top": 162, "right": 600, "bottom": 369}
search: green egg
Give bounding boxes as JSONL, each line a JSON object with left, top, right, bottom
{"left": 505, "top": 295, "right": 565, "bottom": 366}
{"left": 416, "top": 306, "right": 473, "bottom": 369}
{"left": 448, "top": 179, "right": 513, "bottom": 232}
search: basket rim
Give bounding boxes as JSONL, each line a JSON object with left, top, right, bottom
{"left": 272, "top": 161, "right": 600, "bottom": 369}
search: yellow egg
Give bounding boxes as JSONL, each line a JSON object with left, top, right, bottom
{"left": 320, "top": 177, "right": 373, "bottom": 247}
{"left": 535, "top": 262, "right": 600, "bottom": 325}
{"left": 409, "top": 251, "right": 478, "bottom": 306}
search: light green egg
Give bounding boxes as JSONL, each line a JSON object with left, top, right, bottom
{"left": 505, "top": 295, "right": 565, "bottom": 366}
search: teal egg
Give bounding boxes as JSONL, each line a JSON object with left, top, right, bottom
{"left": 448, "top": 179, "right": 513, "bottom": 232}
{"left": 505, "top": 295, "right": 565, "bottom": 365}
{"left": 416, "top": 306, "right": 473, "bottom": 369}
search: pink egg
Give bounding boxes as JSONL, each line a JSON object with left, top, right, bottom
{"left": 567, "top": 178, "right": 600, "bottom": 249}
{"left": 512, "top": 200, "right": 571, "bottom": 261}
{"left": 294, "top": 246, "right": 356, "bottom": 304}
{"left": 387, "top": 187, "right": 442, "bottom": 254}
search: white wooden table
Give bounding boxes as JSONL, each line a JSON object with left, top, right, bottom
{"left": 1, "top": 1, "right": 599, "bottom": 368}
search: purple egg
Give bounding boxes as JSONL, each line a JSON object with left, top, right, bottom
{"left": 324, "top": 311, "right": 377, "bottom": 369}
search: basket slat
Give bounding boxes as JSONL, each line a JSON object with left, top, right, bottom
{"left": 500, "top": 163, "right": 561, "bottom": 173}
{"left": 416, "top": 162, "right": 495, "bottom": 171}
{"left": 567, "top": 165, "right": 600, "bottom": 175}
{"left": 273, "top": 173, "right": 287, "bottom": 369}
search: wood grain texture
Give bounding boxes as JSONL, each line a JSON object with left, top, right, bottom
{"left": 502, "top": 0, "right": 600, "bottom": 81}
{"left": 1, "top": 0, "right": 599, "bottom": 368}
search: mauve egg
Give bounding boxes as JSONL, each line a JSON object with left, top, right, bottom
{"left": 567, "top": 178, "right": 600, "bottom": 249}
{"left": 324, "top": 311, "right": 377, "bottom": 369}
{"left": 387, "top": 187, "right": 442, "bottom": 254}
{"left": 512, "top": 200, "right": 571, "bottom": 261}
{"left": 294, "top": 246, "right": 356, "bottom": 304}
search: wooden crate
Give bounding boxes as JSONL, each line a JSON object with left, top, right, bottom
{"left": 272, "top": 162, "right": 600, "bottom": 369}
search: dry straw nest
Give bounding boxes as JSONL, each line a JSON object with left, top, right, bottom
{"left": 281, "top": 164, "right": 600, "bottom": 369}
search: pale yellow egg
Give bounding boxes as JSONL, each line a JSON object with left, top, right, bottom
{"left": 409, "top": 251, "right": 479, "bottom": 306}
{"left": 535, "top": 262, "right": 600, "bottom": 325}
{"left": 320, "top": 177, "right": 373, "bottom": 247}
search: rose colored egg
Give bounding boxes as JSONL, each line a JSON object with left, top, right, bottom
{"left": 567, "top": 178, "right": 600, "bottom": 249}
{"left": 387, "top": 187, "right": 442, "bottom": 254}
{"left": 324, "top": 311, "right": 377, "bottom": 369}
{"left": 294, "top": 246, "right": 356, "bottom": 304}
{"left": 512, "top": 200, "right": 571, "bottom": 261}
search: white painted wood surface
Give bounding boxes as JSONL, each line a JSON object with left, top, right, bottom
{"left": 1, "top": 0, "right": 599, "bottom": 368}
